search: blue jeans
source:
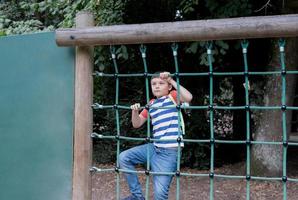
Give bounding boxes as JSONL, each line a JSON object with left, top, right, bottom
{"left": 119, "top": 143, "right": 178, "bottom": 200}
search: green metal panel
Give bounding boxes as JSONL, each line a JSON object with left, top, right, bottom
{"left": 0, "top": 32, "right": 74, "bottom": 200}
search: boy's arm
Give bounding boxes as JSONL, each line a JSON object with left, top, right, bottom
{"left": 160, "top": 72, "right": 193, "bottom": 103}
{"left": 131, "top": 103, "right": 147, "bottom": 128}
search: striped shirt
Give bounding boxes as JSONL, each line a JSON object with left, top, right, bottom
{"left": 140, "top": 90, "right": 184, "bottom": 148}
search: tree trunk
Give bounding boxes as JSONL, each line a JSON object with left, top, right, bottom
{"left": 251, "top": 38, "right": 298, "bottom": 176}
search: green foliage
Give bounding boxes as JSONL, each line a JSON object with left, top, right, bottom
{"left": 181, "top": 0, "right": 252, "bottom": 66}
{"left": 205, "top": 0, "right": 252, "bottom": 18}
{"left": 0, "top": 0, "right": 281, "bottom": 168}
{"left": 4, "top": 20, "right": 52, "bottom": 35}
{"left": 178, "top": 0, "right": 199, "bottom": 15}
{"left": 0, "top": 0, "right": 126, "bottom": 36}
{"left": 0, "top": 1, "right": 62, "bottom": 35}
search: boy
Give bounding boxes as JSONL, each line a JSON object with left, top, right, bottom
{"left": 120, "top": 72, "right": 193, "bottom": 200}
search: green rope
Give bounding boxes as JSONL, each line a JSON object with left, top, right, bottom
{"left": 171, "top": 42, "right": 182, "bottom": 200}
{"left": 89, "top": 39, "right": 298, "bottom": 200}
{"left": 278, "top": 39, "right": 288, "bottom": 200}
{"left": 91, "top": 103, "right": 298, "bottom": 111}
{"left": 91, "top": 132, "right": 297, "bottom": 146}
{"left": 110, "top": 45, "right": 121, "bottom": 200}
{"left": 241, "top": 40, "right": 251, "bottom": 200}
{"left": 139, "top": 44, "right": 151, "bottom": 200}
{"left": 206, "top": 41, "right": 214, "bottom": 200}
{"left": 94, "top": 70, "right": 298, "bottom": 77}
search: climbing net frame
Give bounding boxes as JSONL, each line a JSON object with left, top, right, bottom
{"left": 56, "top": 13, "right": 298, "bottom": 200}
{"left": 90, "top": 39, "right": 298, "bottom": 200}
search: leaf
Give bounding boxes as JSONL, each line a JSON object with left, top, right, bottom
{"left": 94, "top": 57, "right": 100, "bottom": 65}
{"left": 186, "top": 42, "right": 199, "bottom": 54}
{"left": 200, "top": 52, "right": 209, "bottom": 66}
{"left": 0, "top": 30, "right": 6, "bottom": 36}
{"left": 120, "top": 45, "right": 128, "bottom": 60}
{"left": 220, "top": 49, "right": 226, "bottom": 55}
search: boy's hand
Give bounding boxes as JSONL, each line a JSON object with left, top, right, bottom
{"left": 160, "top": 72, "right": 173, "bottom": 83}
{"left": 130, "top": 103, "right": 141, "bottom": 111}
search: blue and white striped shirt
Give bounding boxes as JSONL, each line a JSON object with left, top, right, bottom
{"left": 141, "top": 90, "right": 184, "bottom": 148}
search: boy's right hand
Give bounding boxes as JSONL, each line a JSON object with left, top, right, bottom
{"left": 160, "top": 71, "right": 173, "bottom": 83}
{"left": 130, "top": 103, "right": 141, "bottom": 111}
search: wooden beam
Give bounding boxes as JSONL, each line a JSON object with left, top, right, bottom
{"left": 56, "top": 14, "right": 298, "bottom": 46}
{"left": 72, "top": 11, "right": 94, "bottom": 200}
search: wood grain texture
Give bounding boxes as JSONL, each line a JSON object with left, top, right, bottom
{"left": 56, "top": 14, "right": 298, "bottom": 46}
{"left": 72, "top": 11, "right": 94, "bottom": 200}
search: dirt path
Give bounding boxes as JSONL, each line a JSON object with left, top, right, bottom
{"left": 92, "top": 148, "right": 298, "bottom": 200}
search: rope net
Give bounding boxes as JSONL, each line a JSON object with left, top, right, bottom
{"left": 91, "top": 39, "right": 298, "bottom": 200}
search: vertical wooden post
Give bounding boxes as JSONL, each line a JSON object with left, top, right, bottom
{"left": 72, "top": 11, "right": 94, "bottom": 200}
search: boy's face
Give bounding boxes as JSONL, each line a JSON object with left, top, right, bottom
{"left": 151, "top": 77, "right": 172, "bottom": 98}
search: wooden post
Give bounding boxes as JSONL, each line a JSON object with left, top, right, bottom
{"left": 56, "top": 14, "right": 298, "bottom": 46}
{"left": 72, "top": 11, "right": 94, "bottom": 200}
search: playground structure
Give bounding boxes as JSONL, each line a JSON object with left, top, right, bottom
{"left": 1, "top": 11, "right": 298, "bottom": 200}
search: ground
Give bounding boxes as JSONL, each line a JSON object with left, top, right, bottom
{"left": 92, "top": 148, "right": 298, "bottom": 200}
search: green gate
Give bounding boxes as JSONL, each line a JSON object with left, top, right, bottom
{"left": 0, "top": 32, "right": 75, "bottom": 200}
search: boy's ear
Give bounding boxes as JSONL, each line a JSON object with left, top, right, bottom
{"left": 168, "top": 84, "right": 172, "bottom": 90}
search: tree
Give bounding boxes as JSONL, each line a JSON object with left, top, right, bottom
{"left": 250, "top": 0, "right": 298, "bottom": 176}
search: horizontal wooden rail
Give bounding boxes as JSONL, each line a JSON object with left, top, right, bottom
{"left": 56, "top": 14, "right": 298, "bottom": 46}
